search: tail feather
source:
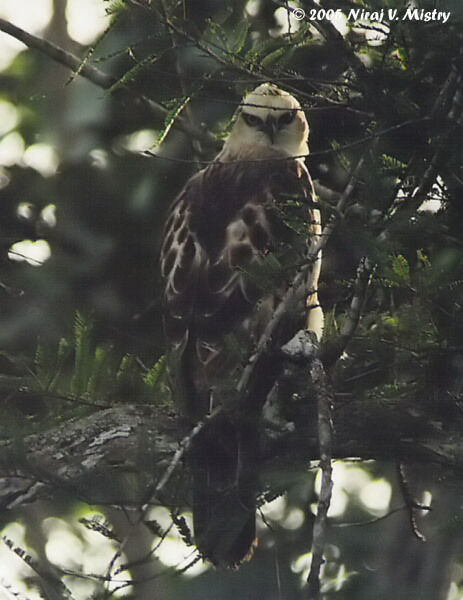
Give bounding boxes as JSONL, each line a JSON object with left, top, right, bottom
{"left": 191, "top": 418, "right": 258, "bottom": 567}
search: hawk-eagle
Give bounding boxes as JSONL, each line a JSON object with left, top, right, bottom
{"left": 161, "top": 83, "right": 322, "bottom": 566}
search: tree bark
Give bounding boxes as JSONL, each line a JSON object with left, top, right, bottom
{"left": 1, "top": 377, "right": 462, "bottom": 513}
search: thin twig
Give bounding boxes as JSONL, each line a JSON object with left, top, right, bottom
{"left": 299, "top": 0, "right": 371, "bottom": 82}
{"left": 334, "top": 500, "right": 431, "bottom": 528}
{"left": 144, "top": 116, "right": 428, "bottom": 165}
{"left": 2, "top": 535, "right": 75, "bottom": 600}
{"left": 102, "top": 404, "right": 223, "bottom": 587}
{"left": 145, "top": 2, "right": 328, "bottom": 104}
{"left": 430, "top": 63, "right": 460, "bottom": 117}
{"left": 380, "top": 72, "right": 462, "bottom": 230}
{"left": 0, "top": 280, "right": 24, "bottom": 297}
{"left": 143, "top": 406, "right": 222, "bottom": 506}
{"left": 306, "top": 359, "right": 333, "bottom": 599}
{"left": 0, "top": 18, "right": 217, "bottom": 149}
{"left": 321, "top": 256, "right": 372, "bottom": 367}
{"left": 114, "top": 522, "right": 175, "bottom": 575}
{"left": 238, "top": 154, "right": 366, "bottom": 396}
{"left": 320, "top": 73, "right": 462, "bottom": 365}
{"left": 160, "top": 0, "right": 207, "bottom": 167}
{"left": 396, "top": 463, "right": 429, "bottom": 542}
{"left": 334, "top": 505, "right": 409, "bottom": 528}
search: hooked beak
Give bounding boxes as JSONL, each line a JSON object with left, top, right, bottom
{"left": 262, "top": 116, "right": 278, "bottom": 144}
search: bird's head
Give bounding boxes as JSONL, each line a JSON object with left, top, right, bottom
{"left": 221, "top": 83, "right": 309, "bottom": 160}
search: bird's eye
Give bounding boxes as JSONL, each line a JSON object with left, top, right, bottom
{"left": 242, "top": 112, "right": 262, "bottom": 127}
{"left": 278, "top": 111, "right": 296, "bottom": 126}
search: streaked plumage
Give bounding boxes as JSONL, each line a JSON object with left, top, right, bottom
{"left": 161, "top": 84, "right": 322, "bottom": 566}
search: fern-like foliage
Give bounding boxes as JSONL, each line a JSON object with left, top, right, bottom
{"left": 79, "top": 514, "right": 121, "bottom": 542}
{"left": 156, "top": 96, "right": 191, "bottom": 147}
{"left": 0, "top": 312, "right": 169, "bottom": 440}
{"left": 171, "top": 512, "right": 194, "bottom": 547}
{"left": 71, "top": 311, "right": 94, "bottom": 397}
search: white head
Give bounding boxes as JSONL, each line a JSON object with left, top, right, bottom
{"left": 221, "top": 83, "right": 309, "bottom": 160}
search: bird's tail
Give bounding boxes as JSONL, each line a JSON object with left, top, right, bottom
{"left": 191, "top": 417, "right": 258, "bottom": 567}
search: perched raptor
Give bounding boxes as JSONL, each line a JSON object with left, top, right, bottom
{"left": 161, "top": 83, "right": 323, "bottom": 566}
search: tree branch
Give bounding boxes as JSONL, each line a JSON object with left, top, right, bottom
{"left": 1, "top": 378, "right": 462, "bottom": 514}
{"left": 0, "top": 19, "right": 217, "bottom": 149}
{"left": 307, "top": 359, "right": 333, "bottom": 599}
{"left": 321, "top": 256, "right": 372, "bottom": 367}
{"left": 300, "top": 0, "right": 371, "bottom": 82}
{"left": 238, "top": 154, "right": 367, "bottom": 399}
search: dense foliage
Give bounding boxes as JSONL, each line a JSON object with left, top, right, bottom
{"left": 0, "top": 0, "right": 463, "bottom": 598}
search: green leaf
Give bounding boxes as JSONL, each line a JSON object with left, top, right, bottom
{"left": 104, "top": 0, "right": 127, "bottom": 16}
{"left": 228, "top": 22, "right": 250, "bottom": 54}
{"left": 202, "top": 18, "right": 228, "bottom": 52}
{"left": 34, "top": 337, "right": 55, "bottom": 389}
{"left": 391, "top": 254, "right": 410, "bottom": 284}
{"left": 87, "top": 345, "right": 113, "bottom": 397}
{"left": 381, "top": 154, "right": 407, "bottom": 175}
{"left": 261, "top": 46, "right": 288, "bottom": 69}
{"left": 106, "top": 51, "right": 165, "bottom": 95}
{"left": 71, "top": 312, "right": 94, "bottom": 397}
{"left": 156, "top": 96, "right": 191, "bottom": 147}
{"left": 245, "top": 38, "right": 278, "bottom": 64}
{"left": 143, "top": 355, "right": 166, "bottom": 391}
{"left": 48, "top": 338, "right": 71, "bottom": 392}
{"left": 116, "top": 354, "right": 135, "bottom": 383}
{"left": 416, "top": 249, "right": 431, "bottom": 268}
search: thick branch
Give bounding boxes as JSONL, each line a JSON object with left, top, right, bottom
{"left": 1, "top": 379, "right": 463, "bottom": 513}
{"left": 0, "top": 19, "right": 217, "bottom": 149}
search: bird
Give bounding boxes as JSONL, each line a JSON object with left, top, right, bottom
{"left": 160, "top": 83, "right": 323, "bottom": 567}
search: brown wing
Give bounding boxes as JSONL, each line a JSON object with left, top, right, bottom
{"left": 161, "top": 156, "right": 315, "bottom": 418}
{"left": 160, "top": 156, "right": 318, "bottom": 566}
